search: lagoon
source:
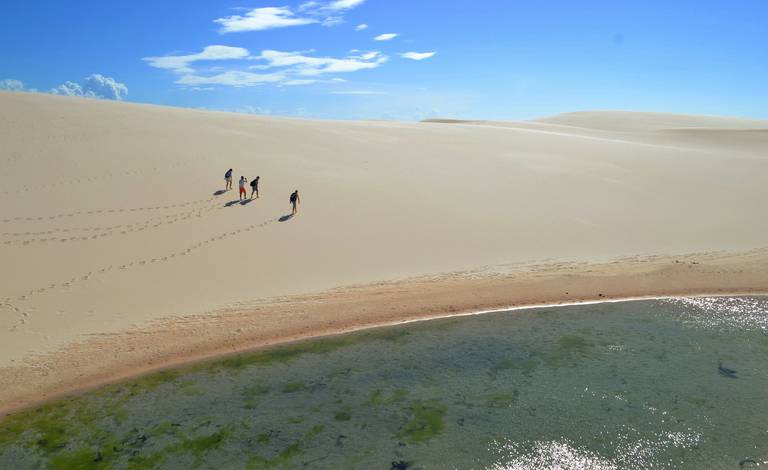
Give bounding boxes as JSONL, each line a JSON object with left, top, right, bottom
{"left": 2, "top": 297, "right": 767, "bottom": 469}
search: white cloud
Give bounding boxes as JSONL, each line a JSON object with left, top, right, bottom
{"left": 353, "top": 51, "right": 381, "bottom": 60}
{"left": 0, "top": 79, "right": 25, "bottom": 92}
{"left": 297, "top": 1, "right": 321, "bottom": 12}
{"left": 253, "top": 49, "right": 388, "bottom": 76}
{"left": 176, "top": 71, "right": 284, "bottom": 87}
{"left": 143, "top": 46, "right": 250, "bottom": 73}
{"left": 374, "top": 33, "right": 398, "bottom": 41}
{"left": 401, "top": 51, "right": 436, "bottom": 61}
{"left": 215, "top": 7, "right": 317, "bottom": 33}
{"left": 144, "top": 47, "right": 384, "bottom": 87}
{"left": 50, "top": 74, "right": 128, "bottom": 100}
{"left": 216, "top": 1, "right": 365, "bottom": 33}
{"left": 2, "top": 76, "right": 125, "bottom": 99}
{"left": 355, "top": 23, "right": 368, "bottom": 31}
{"left": 326, "top": 0, "right": 366, "bottom": 11}
{"left": 321, "top": 16, "right": 343, "bottom": 27}
{"left": 331, "top": 90, "right": 386, "bottom": 95}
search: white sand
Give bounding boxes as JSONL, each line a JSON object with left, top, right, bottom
{"left": 0, "top": 91, "right": 767, "bottom": 408}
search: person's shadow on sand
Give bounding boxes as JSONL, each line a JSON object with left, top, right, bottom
{"left": 225, "top": 200, "right": 241, "bottom": 207}
{"left": 240, "top": 199, "right": 253, "bottom": 206}
{"left": 213, "top": 190, "right": 227, "bottom": 196}
{"left": 279, "top": 214, "right": 294, "bottom": 222}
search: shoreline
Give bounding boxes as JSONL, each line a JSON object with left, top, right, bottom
{"left": 2, "top": 247, "right": 767, "bottom": 417}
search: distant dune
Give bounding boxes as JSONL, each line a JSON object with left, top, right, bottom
{"left": 535, "top": 110, "right": 768, "bottom": 131}
{"left": 1, "top": 91, "right": 767, "bottom": 413}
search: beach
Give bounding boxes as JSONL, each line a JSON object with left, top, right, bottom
{"left": 1, "top": 91, "right": 767, "bottom": 414}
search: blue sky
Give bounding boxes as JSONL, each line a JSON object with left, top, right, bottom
{"left": 1, "top": 0, "right": 766, "bottom": 120}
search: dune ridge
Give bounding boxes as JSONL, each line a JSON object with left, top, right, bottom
{"left": 1, "top": 91, "right": 767, "bottom": 413}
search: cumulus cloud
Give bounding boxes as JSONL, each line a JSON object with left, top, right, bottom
{"left": 1, "top": 76, "right": 126, "bottom": 100}
{"left": 253, "top": 49, "right": 388, "bottom": 76}
{"left": 216, "top": 1, "right": 365, "bottom": 33}
{"left": 0, "top": 79, "right": 25, "bottom": 92}
{"left": 50, "top": 74, "right": 128, "bottom": 100}
{"left": 355, "top": 23, "right": 368, "bottom": 31}
{"left": 374, "top": 33, "right": 398, "bottom": 41}
{"left": 143, "top": 45, "right": 250, "bottom": 73}
{"left": 401, "top": 51, "right": 436, "bottom": 60}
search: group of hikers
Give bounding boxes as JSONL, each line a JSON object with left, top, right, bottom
{"left": 224, "top": 169, "right": 301, "bottom": 215}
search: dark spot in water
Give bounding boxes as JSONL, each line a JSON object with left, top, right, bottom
{"left": 94, "top": 450, "right": 103, "bottom": 462}
{"left": 457, "top": 418, "right": 465, "bottom": 426}
{"left": 391, "top": 460, "right": 410, "bottom": 469}
{"left": 740, "top": 458, "right": 758, "bottom": 468}
{"left": 718, "top": 362, "right": 738, "bottom": 379}
{"left": 335, "top": 434, "right": 347, "bottom": 447}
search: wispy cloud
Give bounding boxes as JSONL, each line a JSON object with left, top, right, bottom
{"left": 253, "top": 50, "right": 388, "bottom": 76}
{"left": 355, "top": 23, "right": 368, "bottom": 31}
{"left": 325, "top": 0, "right": 366, "bottom": 11}
{"left": 144, "top": 45, "right": 385, "bottom": 87}
{"left": 374, "top": 33, "right": 398, "bottom": 41}
{"left": 215, "top": 7, "right": 316, "bottom": 33}
{"left": 147, "top": 1, "right": 379, "bottom": 89}
{"left": 401, "top": 51, "right": 436, "bottom": 61}
{"left": 143, "top": 46, "right": 250, "bottom": 73}
{"left": 176, "top": 71, "right": 284, "bottom": 87}
{"left": 216, "top": 1, "right": 366, "bottom": 33}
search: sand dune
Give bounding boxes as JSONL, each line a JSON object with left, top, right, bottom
{"left": 1, "top": 91, "right": 767, "bottom": 412}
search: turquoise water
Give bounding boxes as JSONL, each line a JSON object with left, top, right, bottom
{"left": 1, "top": 297, "right": 768, "bottom": 469}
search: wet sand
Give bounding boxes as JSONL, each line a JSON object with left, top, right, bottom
{"left": 1, "top": 248, "right": 766, "bottom": 415}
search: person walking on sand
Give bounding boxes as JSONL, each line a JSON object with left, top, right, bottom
{"left": 239, "top": 176, "right": 248, "bottom": 201}
{"left": 290, "top": 190, "right": 300, "bottom": 215}
{"left": 250, "top": 176, "right": 260, "bottom": 199}
{"left": 225, "top": 168, "right": 233, "bottom": 190}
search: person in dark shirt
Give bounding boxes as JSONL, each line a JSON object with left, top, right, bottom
{"left": 290, "top": 190, "right": 300, "bottom": 215}
{"left": 225, "top": 168, "right": 233, "bottom": 190}
{"left": 250, "top": 176, "right": 260, "bottom": 199}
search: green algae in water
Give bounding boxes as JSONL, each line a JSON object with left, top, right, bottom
{"left": 396, "top": 400, "right": 447, "bottom": 443}
{"left": 3, "top": 297, "right": 768, "bottom": 469}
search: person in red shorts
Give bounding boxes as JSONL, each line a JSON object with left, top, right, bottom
{"left": 238, "top": 176, "right": 248, "bottom": 200}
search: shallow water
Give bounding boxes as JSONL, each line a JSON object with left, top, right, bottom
{"left": 2, "top": 297, "right": 768, "bottom": 469}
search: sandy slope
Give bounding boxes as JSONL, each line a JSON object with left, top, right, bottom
{"left": 1, "top": 92, "right": 767, "bottom": 410}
